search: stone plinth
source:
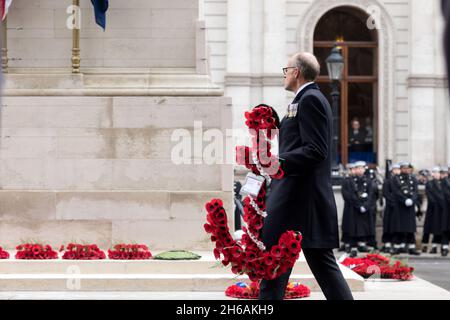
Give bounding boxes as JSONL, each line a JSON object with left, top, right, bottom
{"left": 0, "top": 251, "right": 365, "bottom": 292}
{"left": 1, "top": 79, "right": 233, "bottom": 251}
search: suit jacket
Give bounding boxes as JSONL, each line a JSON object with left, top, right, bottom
{"left": 262, "top": 83, "right": 339, "bottom": 249}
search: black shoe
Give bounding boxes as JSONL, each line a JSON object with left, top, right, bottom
{"left": 358, "top": 246, "right": 369, "bottom": 253}
{"left": 338, "top": 244, "right": 345, "bottom": 252}
{"left": 390, "top": 248, "right": 399, "bottom": 255}
{"left": 430, "top": 247, "right": 438, "bottom": 254}
{"left": 350, "top": 249, "right": 358, "bottom": 258}
{"left": 345, "top": 245, "right": 351, "bottom": 254}
{"left": 367, "top": 246, "right": 377, "bottom": 253}
{"left": 398, "top": 247, "right": 407, "bottom": 254}
{"left": 422, "top": 246, "right": 428, "bottom": 253}
{"left": 442, "top": 249, "right": 449, "bottom": 257}
{"left": 408, "top": 249, "right": 421, "bottom": 256}
{"left": 381, "top": 246, "right": 391, "bottom": 254}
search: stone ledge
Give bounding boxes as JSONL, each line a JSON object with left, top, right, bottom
{"left": 0, "top": 251, "right": 365, "bottom": 292}
{"left": 3, "top": 88, "right": 225, "bottom": 97}
{"left": 407, "top": 75, "right": 449, "bottom": 88}
{"left": 225, "top": 73, "right": 284, "bottom": 87}
{"left": 3, "top": 72, "right": 224, "bottom": 96}
{"left": 0, "top": 274, "right": 363, "bottom": 292}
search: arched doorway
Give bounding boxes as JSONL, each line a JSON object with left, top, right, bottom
{"left": 313, "top": 6, "right": 378, "bottom": 166}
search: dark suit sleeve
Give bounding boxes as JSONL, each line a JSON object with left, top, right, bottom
{"left": 443, "top": 180, "right": 450, "bottom": 199}
{"left": 411, "top": 178, "right": 419, "bottom": 204}
{"left": 425, "top": 181, "right": 436, "bottom": 204}
{"left": 279, "top": 95, "right": 328, "bottom": 174}
{"left": 368, "top": 180, "right": 377, "bottom": 210}
{"left": 435, "top": 182, "right": 446, "bottom": 206}
{"left": 383, "top": 179, "right": 394, "bottom": 205}
{"left": 342, "top": 179, "right": 359, "bottom": 205}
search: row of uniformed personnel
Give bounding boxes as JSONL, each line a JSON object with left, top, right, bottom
{"left": 340, "top": 161, "right": 450, "bottom": 257}
{"left": 420, "top": 166, "right": 450, "bottom": 256}
{"left": 341, "top": 161, "right": 382, "bottom": 257}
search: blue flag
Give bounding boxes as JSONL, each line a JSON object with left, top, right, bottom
{"left": 91, "top": 0, "right": 109, "bottom": 30}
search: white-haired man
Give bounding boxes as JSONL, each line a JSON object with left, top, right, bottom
{"left": 259, "top": 52, "right": 353, "bottom": 300}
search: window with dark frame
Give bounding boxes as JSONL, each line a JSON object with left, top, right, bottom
{"left": 313, "top": 6, "right": 378, "bottom": 166}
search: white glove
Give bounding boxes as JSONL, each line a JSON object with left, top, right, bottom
{"left": 360, "top": 206, "right": 367, "bottom": 213}
{"left": 233, "top": 230, "right": 245, "bottom": 241}
{"left": 405, "top": 199, "right": 413, "bottom": 207}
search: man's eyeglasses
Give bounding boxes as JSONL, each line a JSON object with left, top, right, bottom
{"left": 282, "top": 67, "right": 297, "bottom": 76}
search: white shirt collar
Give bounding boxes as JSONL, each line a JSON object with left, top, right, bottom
{"left": 295, "top": 82, "right": 315, "bottom": 97}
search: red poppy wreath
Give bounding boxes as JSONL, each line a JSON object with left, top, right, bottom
{"left": 205, "top": 104, "right": 303, "bottom": 282}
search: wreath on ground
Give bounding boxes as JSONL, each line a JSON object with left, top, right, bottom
{"left": 153, "top": 250, "right": 201, "bottom": 260}
{"left": 0, "top": 246, "right": 10, "bottom": 259}
{"left": 341, "top": 253, "right": 414, "bottom": 281}
{"left": 205, "top": 104, "right": 303, "bottom": 282}
{"left": 225, "top": 281, "right": 310, "bottom": 300}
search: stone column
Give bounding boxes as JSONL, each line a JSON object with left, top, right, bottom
{"left": 408, "top": 0, "right": 442, "bottom": 168}
{"left": 262, "top": 0, "right": 287, "bottom": 118}
{"left": 226, "top": 0, "right": 251, "bottom": 135}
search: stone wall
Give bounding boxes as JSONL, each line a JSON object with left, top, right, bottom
{"left": 7, "top": 0, "right": 197, "bottom": 69}
{"left": 0, "top": 95, "right": 233, "bottom": 250}
{"left": 0, "top": 0, "right": 235, "bottom": 251}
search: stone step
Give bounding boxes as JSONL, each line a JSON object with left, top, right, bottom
{"left": 0, "top": 251, "right": 345, "bottom": 274}
{"left": 0, "top": 272, "right": 363, "bottom": 292}
{"left": 0, "top": 252, "right": 365, "bottom": 292}
{"left": 0, "top": 251, "right": 313, "bottom": 275}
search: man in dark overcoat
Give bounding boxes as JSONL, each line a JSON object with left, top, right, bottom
{"left": 422, "top": 167, "right": 442, "bottom": 254}
{"left": 390, "top": 162, "right": 421, "bottom": 255}
{"left": 440, "top": 166, "right": 450, "bottom": 256}
{"left": 342, "top": 161, "right": 374, "bottom": 257}
{"left": 381, "top": 163, "right": 400, "bottom": 253}
{"left": 340, "top": 163, "right": 356, "bottom": 253}
{"left": 258, "top": 52, "right": 353, "bottom": 300}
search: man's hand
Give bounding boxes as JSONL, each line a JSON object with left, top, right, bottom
{"left": 360, "top": 206, "right": 367, "bottom": 213}
{"left": 405, "top": 199, "right": 413, "bottom": 207}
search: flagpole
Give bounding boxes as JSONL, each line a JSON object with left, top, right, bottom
{"left": 2, "top": 16, "right": 8, "bottom": 73}
{"left": 71, "top": 0, "right": 80, "bottom": 73}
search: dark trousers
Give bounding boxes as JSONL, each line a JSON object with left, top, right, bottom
{"left": 341, "top": 232, "right": 350, "bottom": 244}
{"left": 258, "top": 248, "right": 354, "bottom": 300}
{"left": 422, "top": 234, "right": 442, "bottom": 244}
{"left": 442, "top": 231, "right": 450, "bottom": 246}
{"left": 349, "top": 236, "right": 367, "bottom": 247}
{"left": 393, "top": 232, "right": 415, "bottom": 244}
{"left": 367, "top": 235, "right": 377, "bottom": 248}
{"left": 382, "top": 233, "right": 392, "bottom": 244}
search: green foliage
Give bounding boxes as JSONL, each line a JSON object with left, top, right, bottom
{"left": 153, "top": 250, "right": 202, "bottom": 260}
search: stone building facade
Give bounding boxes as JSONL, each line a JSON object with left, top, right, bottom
{"left": 0, "top": 0, "right": 233, "bottom": 250}
{"left": 204, "top": 0, "right": 450, "bottom": 169}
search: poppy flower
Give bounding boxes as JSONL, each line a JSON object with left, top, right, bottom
{"left": 270, "top": 246, "right": 282, "bottom": 258}
{"left": 204, "top": 223, "right": 213, "bottom": 233}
